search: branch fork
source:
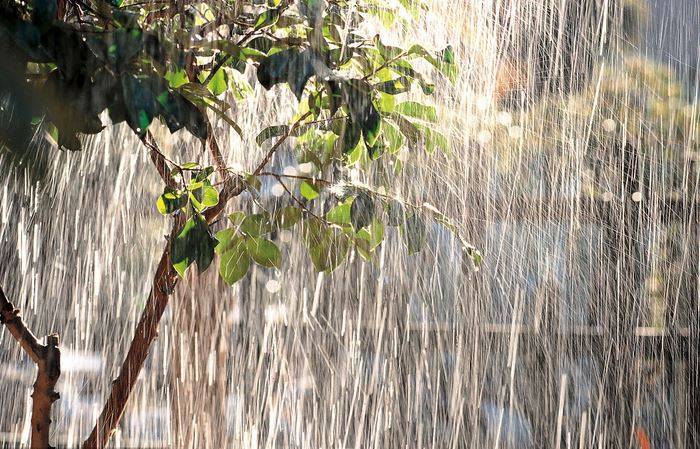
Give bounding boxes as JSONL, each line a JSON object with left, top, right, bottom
{"left": 1, "top": 287, "right": 61, "bottom": 449}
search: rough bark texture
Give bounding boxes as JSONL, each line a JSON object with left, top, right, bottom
{"left": 1, "top": 286, "right": 61, "bottom": 449}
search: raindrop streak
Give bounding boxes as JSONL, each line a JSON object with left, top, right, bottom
{"left": 1, "top": 1, "right": 698, "bottom": 448}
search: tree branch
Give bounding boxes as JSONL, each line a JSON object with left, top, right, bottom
{"left": 0, "top": 287, "right": 42, "bottom": 363}
{"left": 82, "top": 215, "right": 183, "bottom": 449}
{"left": 1, "top": 286, "right": 61, "bottom": 449}
{"left": 84, "top": 116, "right": 304, "bottom": 448}
{"left": 142, "top": 132, "right": 178, "bottom": 190}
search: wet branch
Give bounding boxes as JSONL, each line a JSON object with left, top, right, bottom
{"left": 84, "top": 118, "right": 298, "bottom": 448}
{"left": 1, "top": 285, "right": 61, "bottom": 449}
{"left": 142, "top": 132, "right": 179, "bottom": 190}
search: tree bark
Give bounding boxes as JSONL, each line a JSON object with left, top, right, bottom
{"left": 1, "top": 286, "right": 61, "bottom": 449}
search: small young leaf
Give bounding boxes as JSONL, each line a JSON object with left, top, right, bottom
{"left": 156, "top": 189, "right": 187, "bottom": 215}
{"left": 300, "top": 181, "right": 320, "bottom": 200}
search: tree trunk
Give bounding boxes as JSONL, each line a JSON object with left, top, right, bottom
{"left": 1, "top": 286, "right": 61, "bottom": 449}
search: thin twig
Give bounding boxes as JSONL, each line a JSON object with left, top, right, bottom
{"left": 253, "top": 111, "right": 312, "bottom": 176}
{"left": 258, "top": 171, "right": 332, "bottom": 184}
{"left": 269, "top": 173, "right": 324, "bottom": 222}
{"left": 202, "top": 27, "right": 259, "bottom": 85}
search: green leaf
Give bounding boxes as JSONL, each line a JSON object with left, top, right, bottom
{"left": 336, "top": 119, "right": 361, "bottom": 154}
{"left": 240, "top": 213, "right": 272, "bottom": 236}
{"left": 350, "top": 193, "right": 375, "bottom": 230}
{"left": 245, "top": 174, "right": 262, "bottom": 192}
{"left": 256, "top": 48, "right": 327, "bottom": 100}
{"left": 300, "top": 181, "right": 320, "bottom": 200}
{"left": 389, "top": 113, "right": 421, "bottom": 146}
{"left": 375, "top": 77, "right": 411, "bottom": 95}
{"left": 368, "top": 219, "right": 384, "bottom": 249}
{"left": 171, "top": 214, "right": 218, "bottom": 277}
{"left": 357, "top": 218, "right": 384, "bottom": 250}
{"left": 408, "top": 44, "right": 456, "bottom": 83}
{"left": 402, "top": 213, "right": 426, "bottom": 255}
{"left": 395, "top": 101, "right": 437, "bottom": 122}
{"left": 374, "top": 36, "right": 403, "bottom": 61}
{"left": 156, "top": 189, "right": 187, "bottom": 215}
{"left": 256, "top": 125, "right": 289, "bottom": 146}
{"left": 215, "top": 228, "right": 237, "bottom": 254}
{"left": 389, "top": 60, "right": 435, "bottom": 94}
{"left": 385, "top": 200, "right": 405, "bottom": 226}
{"left": 273, "top": 206, "right": 302, "bottom": 229}
{"left": 254, "top": 8, "right": 281, "bottom": 30}
{"left": 207, "top": 67, "right": 228, "bottom": 96}
{"left": 189, "top": 185, "right": 219, "bottom": 211}
{"left": 219, "top": 235, "right": 250, "bottom": 284}
{"left": 246, "top": 237, "right": 281, "bottom": 268}
{"left": 341, "top": 80, "right": 381, "bottom": 147}
{"left": 304, "top": 220, "right": 350, "bottom": 272}
{"left": 382, "top": 120, "right": 405, "bottom": 153}
{"left": 465, "top": 247, "right": 483, "bottom": 270}
{"left": 228, "top": 211, "right": 246, "bottom": 227}
{"left": 326, "top": 199, "right": 351, "bottom": 225}
{"left": 165, "top": 69, "right": 189, "bottom": 89}
{"left": 377, "top": 92, "right": 396, "bottom": 114}
{"left": 414, "top": 124, "right": 449, "bottom": 154}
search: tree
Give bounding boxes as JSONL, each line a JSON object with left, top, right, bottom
{"left": 0, "top": 0, "right": 481, "bottom": 447}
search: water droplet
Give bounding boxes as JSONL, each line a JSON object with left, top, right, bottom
{"left": 476, "top": 96, "right": 491, "bottom": 111}
{"left": 477, "top": 130, "right": 492, "bottom": 145}
{"left": 265, "top": 279, "right": 281, "bottom": 294}
{"left": 508, "top": 126, "right": 522, "bottom": 139}
{"left": 271, "top": 183, "right": 285, "bottom": 197}
{"left": 298, "top": 162, "right": 314, "bottom": 174}
{"left": 631, "top": 191, "right": 642, "bottom": 202}
{"left": 497, "top": 111, "right": 512, "bottom": 126}
{"left": 602, "top": 118, "right": 617, "bottom": 133}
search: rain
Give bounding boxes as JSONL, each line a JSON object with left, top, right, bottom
{"left": 1, "top": 0, "right": 698, "bottom": 448}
